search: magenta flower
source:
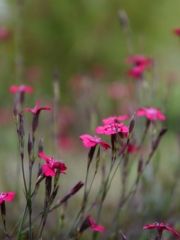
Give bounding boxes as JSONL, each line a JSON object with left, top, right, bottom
{"left": 121, "top": 143, "right": 140, "bottom": 153}
{"left": 96, "top": 123, "right": 129, "bottom": 135}
{"left": 173, "top": 28, "right": 180, "bottom": 36}
{"left": 88, "top": 216, "right": 104, "bottom": 232}
{"left": 102, "top": 115, "right": 129, "bottom": 125}
{"left": 137, "top": 107, "right": 166, "bottom": 121}
{"left": 9, "top": 85, "right": 33, "bottom": 94}
{"left": 0, "top": 192, "right": 16, "bottom": 204}
{"left": 38, "top": 152, "right": 67, "bottom": 177}
{"left": 127, "top": 64, "right": 146, "bottom": 79}
{"left": 126, "top": 55, "right": 152, "bottom": 67}
{"left": 22, "top": 100, "right": 51, "bottom": 115}
{"left": 22, "top": 100, "right": 51, "bottom": 132}
{"left": 80, "top": 134, "right": 111, "bottom": 149}
{"left": 143, "top": 222, "right": 180, "bottom": 237}
{"left": 80, "top": 215, "right": 104, "bottom": 233}
{"left": 0, "top": 27, "right": 11, "bottom": 41}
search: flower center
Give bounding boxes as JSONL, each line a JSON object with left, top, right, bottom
{"left": 0, "top": 193, "right": 6, "bottom": 199}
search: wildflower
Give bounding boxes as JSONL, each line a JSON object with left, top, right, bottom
{"left": 127, "top": 64, "right": 146, "bottom": 79}
{"left": 102, "top": 115, "right": 129, "bottom": 125}
{"left": 9, "top": 85, "right": 33, "bottom": 94}
{"left": 108, "top": 82, "right": 130, "bottom": 101}
{"left": 173, "top": 28, "right": 180, "bottom": 36}
{"left": 143, "top": 222, "right": 180, "bottom": 237}
{"left": 96, "top": 123, "right": 129, "bottom": 135}
{"left": 22, "top": 100, "right": 51, "bottom": 115}
{"left": 0, "top": 192, "right": 16, "bottom": 204}
{"left": 121, "top": 143, "right": 140, "bottom": 153}
{"left": 79, "top": 134, "right": 111, "bottom": 149}
{"left": 137, "top": 107, "right": 166, "bottom": 121}
{"left": 79, "top": 215, "right": 104, "bottom": 233}
{"left": 0, "top": 27, "right": 11, "bottom": 41}
{"left": 126, "top": 55, "right": 152, "bottom": 67}
{"left": 22, "top": 100, "right": 51, "bottom": 132}
{"left": 38, "top": 152, "right": 67, "bottom": 177}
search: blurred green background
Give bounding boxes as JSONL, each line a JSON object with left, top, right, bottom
{"left": 0, "top": 0, "right": 180, "bottom": 239}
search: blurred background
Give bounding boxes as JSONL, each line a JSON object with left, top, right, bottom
{"left": 0, "top": 0, "right": 180, "bottom": 239}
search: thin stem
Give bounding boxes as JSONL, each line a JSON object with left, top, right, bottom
{"left": 17, "top": 204, "right": 28, "bottom": 240}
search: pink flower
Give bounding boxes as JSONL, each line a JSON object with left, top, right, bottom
{"left": 126, "top": 55, "right": 152, "bottom": 67}
{"left": 22, "top": 100, "right": 51, "bottom": 115}
{"left": 102, "top": 115, "right": 129, "bottom": 125}
{"left": 80, "top": 215, "right": 104, "bottom": 233}
{"left": 143, "top": 222, "right": 180, "bottom": 237}
{"left": 79, "top": 134, "right": 111, "bottom": 149}
{"left": 22, "top": 100, "right": 51, "bottom": 132}
{"left": 88, "top": 216, "right": 104, "bottom": 232}
{"left": 137, "top": 107, "right": 166, "bottom": 121}
{"left": 96, "top": 123, "right": 129, "bottom": 135}
{"left": 173, "top": 28, "right": 180, "bottom": 36}
{"left": 127, "top": 64, "right": 146, "bottom": 79}
{"left": 0, "top": 28, "right": 11, "bottom": 41}
{"left": 9, "top": 85, "right": 33, "bottom": 94}
{"left": 121, "top": 143, "right": 140, "bottom": 153}
{"left": 38, "top": 152, "right": 67, "bottom": 177}
{"left": 0, "top": 192, "right": 16, "bottom": 204}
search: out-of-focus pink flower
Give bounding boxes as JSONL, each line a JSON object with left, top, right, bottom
{"left": 127, "top": 64, "right": 146, "bottom": 79}
{"left": 58, "top": 135, "right": 76, "bottom": 151}
{"left": 38, "top": 152, "right": 67, "bottom": 177}
{"left": 58, "top": 106, "right": 76, "bottom": 129}
{"left": 137, "top": 107, "right": 166, "bottom": 121}
{"left": 126, "top": 55, "right": 152, "bottom": 67}
{"left": 80, "top": 134, "right": 111, "bottom": 149}
{"left": 107, "top": 82, "right": 129, "bottom": 100}
{"left": 0, "top": 28, "right": 11, "bottom": 41}
{"left": 26, "top": 66, "right": 42, "bottom": 82}
{"left": 90, "top": 64, "right": 106, "bottom": 80}
{"left": 96, "top": 123, "right": 129, "bottom": 135}
{"left": 22, "top": 100, "right": 51, "bottom": 115}
{"left": 102, "top": 115, "right": 129, "bottom": 125}
{"left": 9, "top": 85, "right": 33, "bottom": 94}
{"left": 80, "top": 215, "right": 104, "bottom": 233}
{"left": 173, "top": 28, "right": 180, "bottom": 36}
{"left": 0, "top": 192, "right": 16, "bottom": 204}
{"left": 121, "top": 143, "right": 140, "bottom": 153}
{"left": 143, "top": 222, "right": 180, "bottom": 237}
{"left": 69, "top": 74, "right": 85, "bottom": 91}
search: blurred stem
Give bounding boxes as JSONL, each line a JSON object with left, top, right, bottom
{"left": 53, "top": 69, "right": 60, "bottom": 155}
{"left": 15, "top": 0, "right": 24, "bottom": 84}
{"left": 17, "top": 204, "right": 28, "bottom": 240}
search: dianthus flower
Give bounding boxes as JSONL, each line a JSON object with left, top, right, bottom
{"left": 80, "top": 134, "right": 111, "bottom": 149}
{"left": 38, "top": 152, "right": 67, "bottom": 177}
{"left": 173, "top": 28, "right": 180, "bottom": 36}
{"left": 137, "top": 107, "right": 166, "bottom": 121}
{"left": 9, "top": 85, "right": 33, "bottom": 94}
{"left": 126, "top": 55, "right": 152, "bottom": 67}
{"left": 102, "top": 115, "right": 129, "bottom": 125}
{"left": 22, "top": 100, "right": 51, "bottom": 132}
{"left": 96, "top": 123, "right": 129, "bottom": 135}
{"left": 127, "top": 64, "right": 146, "bottom": 79}
{"left": 0, "top": 192, "right": 16, "bottom": 204}
{"left": 121, "top": 143, "right": 140, "bottom": 153}
{"left": 143, "top": 222, "right": 180, "bottom": 237}
{"left": 22, "top": 100, "right": 51, "bottom": 115}
{"left": 79, "top": 215, "right": 104, "bottom": 233}
{"left": 0, "top": 27, "right": 11, "bottom": 41}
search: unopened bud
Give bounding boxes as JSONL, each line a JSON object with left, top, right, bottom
{"left": 38, "top": 139, "right": 44, "bottom": 153}
{"left": 129, "top": 112, "right": 136, "bottom": 134}
{"left": 118, "top": 10, "right": 129, "bottom": 30}
{"left": 28, "top": 133, "right": 33, "bottom": 156}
